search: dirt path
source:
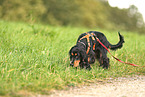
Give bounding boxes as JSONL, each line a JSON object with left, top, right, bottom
{"left": 40, "top": 75, "right": 145, "bottom": 97}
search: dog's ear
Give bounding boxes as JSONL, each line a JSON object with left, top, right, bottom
{"left": 79, "top": 48, "right": 87, "bottom": 61}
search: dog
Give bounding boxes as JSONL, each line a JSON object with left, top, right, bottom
{"left": 69, "top": 31, "right": 125, "bottom": 70}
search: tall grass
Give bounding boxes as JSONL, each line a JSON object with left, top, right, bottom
{"left": 0, "top": 21, "right": 145, "bottom": 96}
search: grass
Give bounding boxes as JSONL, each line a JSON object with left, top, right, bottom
{"left": 0, "top": 20, "right": 145, "bottom": 96}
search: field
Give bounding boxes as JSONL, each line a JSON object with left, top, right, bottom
{"left": 0, "top": 20, "right": 145, "bottom": 96}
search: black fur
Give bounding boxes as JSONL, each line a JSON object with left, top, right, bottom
{"left": 69, "top": 31, "right": 125, "bottom": 69}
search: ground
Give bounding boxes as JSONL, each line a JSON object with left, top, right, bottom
{"left": 42, "top": 75, "right": 145, "bottom": 97}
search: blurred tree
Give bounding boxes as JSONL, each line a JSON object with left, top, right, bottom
{"left": 75, "top": 0, "right": 109, "bottom": 28}
{"left": 42, "top": 0, "right": 79, "bottom": 26}
{"left": 0, "top": 0, "right": 46, "bottom": 22}
{"left": 0, "top": 0, "right": 145, "bottom": 33}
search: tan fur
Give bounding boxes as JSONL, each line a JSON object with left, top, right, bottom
{"left": 73, "top": 60, "right": 80, "bottom": 67}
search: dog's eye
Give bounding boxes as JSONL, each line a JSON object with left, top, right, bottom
{"left": 70, "top": 53, "right": 72, "bottom": 55}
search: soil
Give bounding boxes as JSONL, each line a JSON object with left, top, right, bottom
{"left": 39, "top": 75, "right": 145, "bottom": 97}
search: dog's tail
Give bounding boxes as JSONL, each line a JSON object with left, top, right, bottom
{"left": 109, "top": 32, "right": 125, "bottom": 50}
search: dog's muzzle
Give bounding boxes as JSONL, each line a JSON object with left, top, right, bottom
{"left": 70, "top": 60, "right": 80, "bottom": 67}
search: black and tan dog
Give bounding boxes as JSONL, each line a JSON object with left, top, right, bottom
{"left": 69, "top": 31, "right": 125, "bottom": 70}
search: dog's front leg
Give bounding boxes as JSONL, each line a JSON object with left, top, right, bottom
{"left": 80, "top": 60, "right": 91, "bottom": 70}
{"left": 84, "top": 63, "right": 91, "bottom": 70}
{"left": 80, "top": 51, "right": 92, "bottom": 70}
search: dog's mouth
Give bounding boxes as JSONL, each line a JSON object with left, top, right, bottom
{"left": 73, "top": 60, "right": 80, "bottom": 67}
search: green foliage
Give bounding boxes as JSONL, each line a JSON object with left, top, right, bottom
{"left": 0, "top": 0, "right": 145, "bottom": 33}
{"left": 0, "top": 0, "right": 45, "bottom": 22}
{"left": 0, "top": 21, "right": 145, "bottom": 96}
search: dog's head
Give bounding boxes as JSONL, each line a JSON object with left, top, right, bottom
{"left": 69, "top": 45, "right": 86, "bottom": 67}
